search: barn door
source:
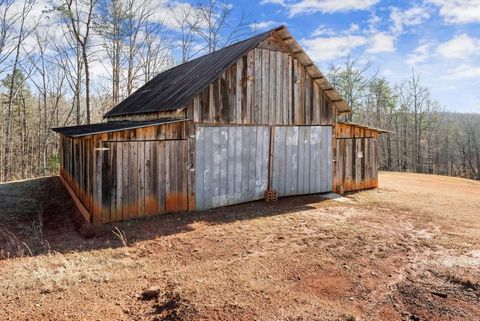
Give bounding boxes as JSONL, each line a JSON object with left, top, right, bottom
{"left": 272, "top": 126, "right": 332, "bottom": 196}
{"left": 335, "top": 137, "right": 378, "bottom": 193}
{"left": 95, "top": 140, "right": 188, "bottom": 223}
{"left": 272, "top": 126, "right": 333, "bottom": 196}
{"left": 195, "top": 126, "right": 270, "bottom": 210}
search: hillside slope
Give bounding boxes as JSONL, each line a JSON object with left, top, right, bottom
{"left": 0, "top": 172, "right": 479, "bottom": 320}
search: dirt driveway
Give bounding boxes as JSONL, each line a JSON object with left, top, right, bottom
{"left": 0, "top": 172, "right": 479, "bottom": 320}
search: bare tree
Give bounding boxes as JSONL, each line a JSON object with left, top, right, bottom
{"left": 169, "top": 3, "right": 200, "bottom": 63}
{"left": 51, "top": 30, "right": 84, "bottom": 126}
{"left": 190, "top": 0, "right": 250, "bottom": 53}
{"left": 328, "top": 56, "right": 377, "bottom": 121}
{"left": 96, "top": 0, "right": 128, "bottom": 105}
{"left": 138, "top": 22, "right": 173, "bottom": 83}
{"left": 400, "top": 70, "right": 429, "bottom": 173}
{"left": 56, "top": 0, "right": 97, "bottom": 124}
{"left": 1, "top": 0, "right": 35, "bottom": 182}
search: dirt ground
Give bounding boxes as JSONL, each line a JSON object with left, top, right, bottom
{"left": 0, "top": 172, "right": 479, "bottom": 321}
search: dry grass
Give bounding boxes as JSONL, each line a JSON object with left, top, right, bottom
{"left": 112, "top": 227, "right": 128, "bottom": 247}
{"left": 0, "top": 250, "right": 140, "bottom": 295}
{"left": 0, "top": 172, "right": 479, "bottom": 320}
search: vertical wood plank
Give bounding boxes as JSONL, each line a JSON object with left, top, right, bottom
{"left": 261, "top": 49, "right": 269, "bottom": 124}
{"left": 247, "top": 50, "right": 255, "bottom": 124}
{"left": 305, "top": 73, "right": 312, "bottom": 125}
{"left": 129, "top": 142, "right": 138, "bottom": 218}
{"left": 254, "top": 49, "right": 262, "bottom": 124}
{"left": 282, "top": 53, "right": 288, "bottom": 125}
{"left": 268, "top": 50, "right": 276, "bottom": 125}
{"left": 100, "top": 143, "right": 111, "bottom": 223}
{"left": 293, "top": 59, "right": 300, "bottom": 124}
{"left": 235, "top": 58, "right": 243, "bottom": 123}
{"left": 137, "top": 141, "right": 145, "bottom": 217}
{"left": 109, "top": 142, "right": 117, "bottom": 222}
{"left": 157, "top": 142, "right": 166, "bottom": 214}
{"left": 275, "top": 51, "right": 283, "bottom": 125}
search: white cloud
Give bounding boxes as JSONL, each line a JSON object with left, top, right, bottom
{"left": 446, "top": 63, "right": 480, "bottom": 79}
{"left": 260, "top": 0, "right": 286, "bottom": 5}
{"left": 367, "top": 32, "right": 395, "bottom": 53}
{"left": 249, "top": 20, "right": 280, "bottom": 31}
{"left": 437, "top": 34, "right": 479, "bottom": 59}
{"left": 311, "top": 25, "right": 336, "bottom": 37}
{"left": 302, "top": 35, "right": 367, "bottom": 61}
{"left": 390, "top": 6, "right": 430, "bottom": 34}
{"left": 346, "top": 23, "right": 360, "bottom": 33}
{"left": 366, "top": 12, "right": 381, "bottom": 33}
{"left": 427, "top": 0, "right": 480, "bottom": 24}
{"left": 406, "top": 43, "right": 431, "bottom": 65}
{"left": 149, "top": 1, "right": 199, "bottom": 31}
{"left": 289, "top": 0, "right": 379, "bottom": 16}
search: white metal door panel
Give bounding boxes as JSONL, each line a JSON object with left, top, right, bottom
{"left": 195, "top": 126, "right": 270, "bottom": 210}
{"left": 272, "top": 126, "right": 332, "bottom": 196}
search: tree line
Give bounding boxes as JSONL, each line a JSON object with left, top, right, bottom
{"left": 329, "top": 57, "right": 480, "bottom": 180}
{"left": 0, "top": 0, "right": 478, "bottom": 183}
{"left": 0, "top": 0, "right": 248, "bottom": 182}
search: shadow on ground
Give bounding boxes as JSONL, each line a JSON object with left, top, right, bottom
{"left": 0, "top": 176, "right": 333, "bottom": 258}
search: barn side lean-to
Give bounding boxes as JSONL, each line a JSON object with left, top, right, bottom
{"left": 53, "top": 25, "right": 388, "bottom": 224}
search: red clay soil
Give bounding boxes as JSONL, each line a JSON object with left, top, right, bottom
{"left": 0, "top": 172, "right": 479, "bottom": 321}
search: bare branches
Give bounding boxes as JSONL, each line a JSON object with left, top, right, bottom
{"left": 56, "top": 0, "right": 97, "bottom": 124}
{"left": 327, "top": 56, "right": 378, "bottom": 122}
{"left": 326, "top": 55, "right": 480, "bottom": 179}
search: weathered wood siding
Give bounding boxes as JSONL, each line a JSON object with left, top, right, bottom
{"left": 195, "top": 126, "right": 270, "bottom": 210}
{"left": 335, "top": 138, "right": 378, "bottom": 192}
{"left": 59, "top": 120, "right": 192, "bottom": 224}
{"left": 272, "top": 126, "right": 332, "bottom": 196}
{"left": 335, "top": 122, "right": 380, "bottom": 139}
{"left": 94, "top": 140, "right": 188, "bottom": 223}
{"left": 192, "top": 48, "right": 335, "bottom": 126}
{"left": 60, "top": 135, "right": 94, "bottom": 219}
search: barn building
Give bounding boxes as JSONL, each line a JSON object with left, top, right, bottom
{"left": 53, "top": 26, "right": 388, "bottom": 224}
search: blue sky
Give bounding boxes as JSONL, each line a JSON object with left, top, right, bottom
{"left": 234, "top": 0, "right": 480, "bottom": 113}
{"left": 6, "top": 0, "right": 479, "bottom": 114}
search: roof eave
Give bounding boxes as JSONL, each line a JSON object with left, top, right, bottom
{"left": 337, "top": 121, "right": 393, "bottom": 134}
{"left": 52, "top": 118, "right": 192, "bottom": 138}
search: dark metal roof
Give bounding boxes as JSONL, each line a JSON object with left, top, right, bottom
{"left": 104, "top": 26, "right": 285, "bottom": 118}
{"left": 52, "top": 119, "right": 189, "bottom": 138}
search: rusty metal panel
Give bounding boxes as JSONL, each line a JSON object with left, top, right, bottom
{"left": 195, "top": 126, "right": 270, "bottom": 210}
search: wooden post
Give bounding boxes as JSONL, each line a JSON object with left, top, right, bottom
{"left": 265, "top": 125, "right": 278, "bottom": 202}
{"left": 267, "top": 126, "right": 275, "bottom": 190}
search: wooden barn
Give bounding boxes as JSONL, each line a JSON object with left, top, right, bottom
{"left": 53, "top": 25, "right": 388, "bottom": 224}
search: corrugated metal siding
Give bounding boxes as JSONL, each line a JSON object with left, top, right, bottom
{"left": 272, "top": 126, "right": 332, "bottom": 196}
{"left": 195, "top": 126, "right": 270, "bottom": 210}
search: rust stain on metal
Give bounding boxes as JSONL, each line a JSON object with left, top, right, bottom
{"left": 166, "top": 192, "right": 188, "bottom": 213}
{"left": 144, "top": 195, "right": 160, "bottom": 216}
